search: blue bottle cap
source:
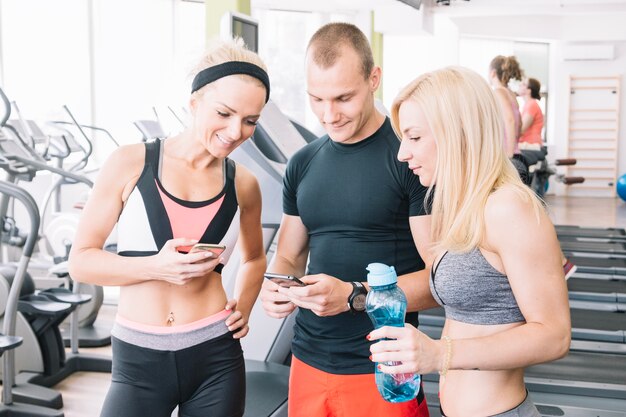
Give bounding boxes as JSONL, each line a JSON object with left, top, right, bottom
{"left": 366, "top": 263, "right": 397, "bottom": 287}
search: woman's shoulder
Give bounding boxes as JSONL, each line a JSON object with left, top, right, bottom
{"left": 528, "top": 98, "right": 542, "bottom": 111}
{"left": 232, "top": 159, "right": 253, "bottom": 181}
{"left": 485, "top": 185, "right": 539, "bottom": 226}
{"left": 232, "top": 160, "right": 261, "bottom": 202}
{"left": 98, "top": 142, "right": 147, "bottom": 184}
{"left": 106, "top": 142, "right": 145, "bottom": 166}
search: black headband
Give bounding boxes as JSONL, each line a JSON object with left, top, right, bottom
{"left": 191, "top": 61, "right": 270, "bottom": 103}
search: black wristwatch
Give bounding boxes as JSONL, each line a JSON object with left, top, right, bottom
{"left": 348, "top": 281, "right": 368, "bottom": 313}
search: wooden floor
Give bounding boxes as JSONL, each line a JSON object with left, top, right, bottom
{"left": 0, "top": 304, "right": 115, "bottom": 417}
{"left": 53, "top": 370, "right": 113, "bottom": 417}
{"left": 544, "top": 195, "right": 626, "bottom": 229}
{"left": 2, "top": 195, "right": 626, "bottom": 416}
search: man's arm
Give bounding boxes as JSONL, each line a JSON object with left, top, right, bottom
{"left": 398, "top": 215, "right": 438, "bottom": 312}
{"left": 410, "top": 214, "right": 434, "bottom": 268}
{"left": 271, "top": 213, "right": 355, "bottom": 317}
{"left": 260, "top": 214, "right": 310, "bottom": 318}
{"left": 269, "top": 214, "right": 310, "bottom": 277}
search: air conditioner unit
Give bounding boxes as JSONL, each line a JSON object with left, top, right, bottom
{"left": 396, "top": 0, "right": 423, "bottom": 9}
{"left": 376, "top": 1, "right": 433, "bottom": 35}
{"left": 563, "top": 44, "right": 615, "bottom": 61}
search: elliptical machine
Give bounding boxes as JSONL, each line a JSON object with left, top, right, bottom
{"left": 0, "top": 87, "right": 111, "bottom": 411}
{"left": 0, "top": 88, "right": 111, "bottom": 348}
{"left": 0, "top": 179, "right": 65, "bottom": 416}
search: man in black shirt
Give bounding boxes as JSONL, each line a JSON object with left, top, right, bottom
{"left": 260, "top": 22, "right": 436, "bottom": 417}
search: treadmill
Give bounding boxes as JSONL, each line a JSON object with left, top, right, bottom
{"left": 560, "top": 240, "right": 626, "bottom": 257}
{"left": 419, "top": 307, "right": 626, "bottom": 346}
{"left": 556, "top": 225, "right": 626, "bottom": 239}
{"left": 226, "top": 100, "right": 309, "bottom": 362}
{"left": 566, "top": 255, "right": 626, "bottom": 279}
{"left": 567, "top": 277, "right": 626, "bottom": 304}
{"left": 564, "top": 269, "right": 626, "bottom": 308}
{"left": 558, "top": 233, "right": 626, "bottom": 244}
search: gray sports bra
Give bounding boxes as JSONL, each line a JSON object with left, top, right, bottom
{"left": 430, "top": 249, "right": 525, "bottom": 325}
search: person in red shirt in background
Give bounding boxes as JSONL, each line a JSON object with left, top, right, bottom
{"left": 518, "top": 77, "right": 544, "bottom": 146}
{"left": 516, "top": 77, "right": 576, "bottom": 279}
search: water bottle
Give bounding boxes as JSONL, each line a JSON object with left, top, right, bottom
{"left": 365, "top": 263, "right": 421, "bottom": 403}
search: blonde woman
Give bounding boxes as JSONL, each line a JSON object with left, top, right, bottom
{"left": 69, "top": 39, "right": 269, "bottom": 417}
{"left": 368, "top": 67, "right": 570, "bottom": 417}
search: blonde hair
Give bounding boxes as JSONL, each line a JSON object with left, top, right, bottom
{"left": 190, "top": 37, "right": 268, "bottom": 95}
{"left": 391, "top": 66, "right": 543, "bottom": 252}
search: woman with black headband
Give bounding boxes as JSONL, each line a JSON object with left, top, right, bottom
{"left": 68, "top": 38, "right": 270, "bottom": 417}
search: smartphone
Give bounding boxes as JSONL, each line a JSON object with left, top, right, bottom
{"left": 188, "top": 243, "right": 226, "bottom": 256}
{"left": 264, "top": 272, "right": 306, "bottom": 288}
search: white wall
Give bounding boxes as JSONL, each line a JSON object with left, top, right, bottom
{"left": 382, "top": 15, "right": 459, "bottom": 110}
{"left": 549, "top": 41, "right": 626, "bottom": 195}
{"left": 380, "top": 9, "right": 626, "bottom": 197}
{"left": 0, "top": 0, "right": 205, "bottom": 163}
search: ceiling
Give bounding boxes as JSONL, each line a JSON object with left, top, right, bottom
{"left": 251, "top": 0, "right": 626, "bottom": 41}
{"left": 252, "top": 0, "right": 626, "bottom": 16}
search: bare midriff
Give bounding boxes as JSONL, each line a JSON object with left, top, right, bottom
{"left": 439, "top": 319, "right": 527, "bottom": 416}
{"left": 117, "top": 271, "right": 227, "bottom": 327}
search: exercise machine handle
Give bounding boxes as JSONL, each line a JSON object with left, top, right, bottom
{"left": 0, "top": 181, "right": 40, "bottom": 405}
{"left": 12, "top": 154, "right": 93, "bottom": 188}
{"left": 0, "top": 87, "right": 10, "bottom": 128}
{"left": 563, "top": 176, "right": 585, "bottom": 185}
{"left": 555, "top": 158, "right": 577, "bottom": 166}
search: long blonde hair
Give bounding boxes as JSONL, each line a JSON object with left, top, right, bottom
{"left": 391, "top": 66, "right": 543, "bottom": 252}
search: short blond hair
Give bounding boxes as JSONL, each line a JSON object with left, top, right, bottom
{"left": 391, "top": 66, "right": 543, "bottom": 252}
{"left": 307, "top": 22, "right": 374, "bottom": 80}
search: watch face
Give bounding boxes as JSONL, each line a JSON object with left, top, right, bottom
{"left": 352, "top": 294, "right": 366, "bottom": 311}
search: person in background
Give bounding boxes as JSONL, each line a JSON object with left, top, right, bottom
{"left": 516, "top": 76, "right": 577, "bottom": 279}
{"left": 68, "top": 38, "right": 269, "bottom": 417}
{"left": 489, "top": 55, "right": 524, "bottom": 158}
{"left": 260, "top": 22, "right": 435, "bottom": 417}
{"left": 518, "top": 77, "right": 545, "bottom": 146}
{"left": 370, "top": 66, "right": 571, "bottom": 417}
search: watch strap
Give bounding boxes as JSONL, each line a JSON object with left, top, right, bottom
{"left": 348, "top": 281, "right": 368, "bottom": 312}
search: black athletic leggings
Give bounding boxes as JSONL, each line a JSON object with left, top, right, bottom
{"left": 100, "top": 332, "right": 245, "bottom": 417}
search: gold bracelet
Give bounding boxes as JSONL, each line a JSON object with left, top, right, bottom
{"left": 439, "top": 335, "right": 453, "bottom": 383}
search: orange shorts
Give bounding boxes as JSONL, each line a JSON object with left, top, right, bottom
{"left": 288, "top": 355, "right": 429, "bottom": 417}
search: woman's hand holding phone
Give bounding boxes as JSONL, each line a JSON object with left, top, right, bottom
{"left": 188, "top": 243, "right": 226, "bottom": 257}
{"left": 153, "top": 238, "right": 223, "bottom": 285}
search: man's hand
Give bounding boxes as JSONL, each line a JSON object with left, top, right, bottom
{"left": 260, "top": 277, "right": 298, "bottom": 318}
{"left": 278, "top": 274, "right": 353, "bottom": 317}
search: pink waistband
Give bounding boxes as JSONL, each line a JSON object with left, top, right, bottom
{"left": 115, "top": 309, "right": 231, "bottom": 334}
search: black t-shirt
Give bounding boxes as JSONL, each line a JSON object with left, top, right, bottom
{"left": 283, "top": 117, "right": 428, "bottom": 374}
